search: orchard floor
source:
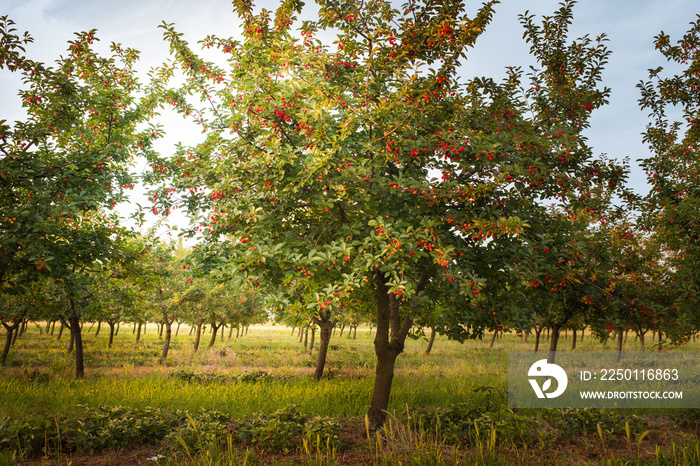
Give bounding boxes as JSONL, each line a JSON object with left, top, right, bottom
{"left": 2, "top": 323, "right": 699, "bottom": 465}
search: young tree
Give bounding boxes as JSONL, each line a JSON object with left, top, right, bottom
{"left": 1, "top": 19, "right": 159, "bottom": 376}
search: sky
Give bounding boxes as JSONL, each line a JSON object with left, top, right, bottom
{"left": 2, "top": 0, "right": 699, "bottom": 230}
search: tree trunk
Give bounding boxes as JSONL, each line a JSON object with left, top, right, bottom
{"left": 313, "top": 317, "right": 335, "bottom": 381}
{"left": 229, "top": 325, "right": 234, "bottom": 339}
{"left": 571, "top": 328, "right": 577, "bottom": 350}
{"left": 237, "top": 326, "right": 241, "bottom": 338}
{"left": 424, "top": 326, "right": 436, "bottom": 356}
{"left": 193, "top": 322, "right": 202, "bottom": 352}
{"left": 367, "top": 274, "right": 422, "bottom": 429}
{"left": 158, "top": 323, "right": 164, "bottom": 339}
{"left": 45, "top": 321, "right": 51, "bottom": 334}
{"left": 95, "top": 321, "right": 102, "bottom": 337}
{"left": 51, "top": 321, "right": 56, "bottom": 335}
{"left": 489, "top": 329, "right": 497, "bottom": 348}
{"left": 114, "top": 322, "right": 120, "bottom": 336}
{"left": 57, "top": 322, "right": 64, "bottom": 340}
{"left": 637, "top": 331, "right": 645, "bottom": 351}
{"left": 297, "top": 325, "right": 303, "bottom": 343}
{"left": 160, "top": 317, "right": 173, "bottom": 363}
{"left": 176, "top": 322, "right": 181, "bottom": 336}
{"left": 1, "top": 323, "right": 20, "bottom": 366}
{"left": 69, "top": 315, "right": 85, "bottom": 379}
{"left": 136, "top": 322, "right": 142, "bottom": 342}
{"left": 534, "top": 326, "right": 542, "bottom": 352}
{"left": 67, "top": 329, "right": 75, "bottom": 352}
{"left": 245, "top": 326, "right": 249, "bottom": 335}
{"left": 657, "top": 331, "right": 663, "bottom": 351}
{"left": 303, "top": 327, "right": 309, "bottom": 350}
{"left": 209, "top": 323, "right": 220, "bottom": 348}
{"left": 108, "top": 322, "right": 115, "bottom": 348}
{"left": 133, "top": 322, "right": 137, "bottom": 334}
{"left": 614, "top": 327, "right": 624, "bottom": 362}
{"left": 308, "top": 325, "right": 316, "bottom": 354}
{"left": 11, "top": 325, "right": 19, "bottom": 345}
{"left": 367, "top": 285, "right": 401, "bottom": 429}
{"left": 547, "top": 323, "right": 561, "bottom": 364}
{"left": 339, "top": 324, "right": 345, "bottom": 337}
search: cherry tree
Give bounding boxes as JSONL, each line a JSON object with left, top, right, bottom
{"left": 147, "top": 0, "right": 625, "bottom": 427}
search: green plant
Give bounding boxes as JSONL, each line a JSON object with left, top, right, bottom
{"left": 238, "top": 406, "right": 307, "bottom": 453}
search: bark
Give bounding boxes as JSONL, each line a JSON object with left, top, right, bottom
{"left": 353, "top": 325, "right": 357, "bottom": 340}
{"left": 108, "top": 322, "right": 115, "bottom": 348}
{"left": 67, "top": 329, "right": 75, "bottom": 352}
{"left": 637, "top": 331, "right": 646, "bottom": 351}
{"left": 193, "top": 322, "right": 203, "bottom": 352}
{"left": 547, "top": 323, "right": 561, "bottom": 364}
{"left": 158, "top": 323, "right": 164, "bottom": 339}
{"left": 367, "top": 281, "right": 403, "bottom": 429}
{"left": 95, "top": 321, "right": 102, "bottom": 337}
{"left": 291, "top": 327, "right": 295, "bottom": 337}
{"left": 133, "top": 322, "right": 137, "bottom": 334}
{"left": 1, "top": 328, "right": 13, "bottom": 366}
{"left": 208, "top": 323, "right": 221, "bottom": 348}
{"left": 176, "top": 322, "right": 181, "bottom": 336}
{"left": 339, "top": 324, "right": 345, "bottom": 337}
{"left": 11, "top": 325, "right": 19, "bottom": 345}
{"left": 534, "top": 326, "right": 542, "bottom": 352}
{"left": 367, "top": 273, "right": 427, "bottom": 429}
{"left": 571, "top": 329, "right": 577, "bottom": 350}
{"left": 160, "top": 314, "right": 173, "bottom": 363}
{"left": 114, "top": 322, "right": 119, "bottom": 336}
{"left": 69, "top": 314, "right": 85, "bottom": 378}
{"left": 136, "top": 322, "right": 142, "bottom": 342}
{"left": 245, "top": 326, "right": 249, "bottom": 335}
{"left": 616, "top": 327, "right": 624, "bottom": 362}
{"left": 312, "top": 316, "right": 336, "bottom": 381}
{"left": 424, "top": 326, "right": 436, "bottom": 356}
{"left": 57, "top": 322, "right": 64, "bottom": 340}
{"left": 308, "top": 325, "right": 316, "bottom": 354}
{"left": 303, "top": 327, "right": 309, "bottom": 349}
{"left": 489, "top": 329, "right": 498, "bottom": 348}
{"left": 1, "top": 320, "right": 21, "bottom": 366}
{"left": 229, "top": 325, "right": 234, "bottom": 339}
{"left": 45, "top": 321, "right": 51, "bottom": 334}
{"left": 657, "top": 331, "right": 663, "bottom": 351}
{"left": 51, "top": 321, "right": 56, "bottom": 335}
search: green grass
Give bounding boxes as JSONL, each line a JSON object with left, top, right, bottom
{"left": 1, "top": 324, "right": 699, "bottom": 464}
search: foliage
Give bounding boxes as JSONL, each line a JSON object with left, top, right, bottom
{"left": 0, "top": 17, "right": 158, "bottom": 292}
{"left": 638, "top": 14, "right": 700, "bottom": 335}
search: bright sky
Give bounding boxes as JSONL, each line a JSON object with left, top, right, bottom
{"left": 2, "top": 0, "right": 699, "bottom": 230}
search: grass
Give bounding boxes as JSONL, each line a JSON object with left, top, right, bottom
{"left": 1, "top": 323, "right": 699, "bottom": 464}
